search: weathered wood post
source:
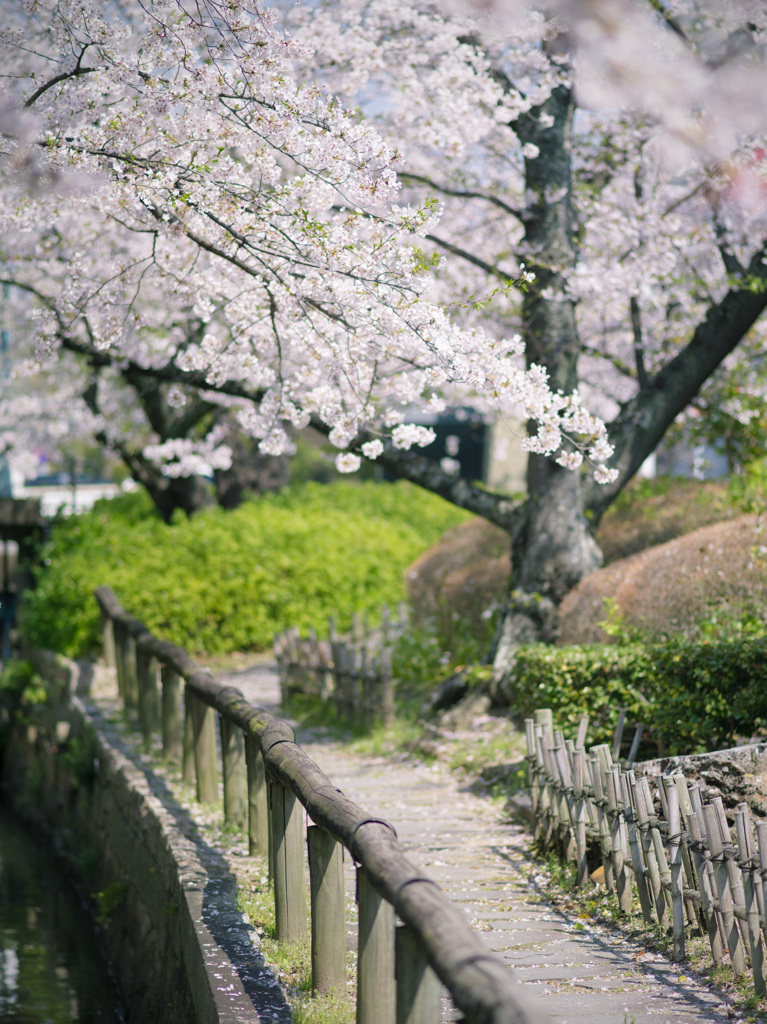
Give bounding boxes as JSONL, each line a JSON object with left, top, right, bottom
{"left": 711, "top": 798, "right": 750, "bottom": 957}
{"left": 100, "top": 608, "right": 116, "bottom": 669}
{"left": 270, "top": 780, "right": 308, "bottom": 942}
{"left": 220, "top": 716, "right": 247, "bottom": 829}
{"left": 182, "top": 685, "right": 196, "bottom": 785}
{"left": 671, "top": 775, "right": 705, "bottom": 933}
{"left": 136, "top": 647, "right": 159, "bottom": 745}
{"left": 357, "top": 868, "right": 395, "bottom": 1024}
{"left": 307, "top": 825, "right": 346, "bottom": 995}
{"left": 112, "top": 619, "right": 127, "bottom": 704}
{"left": 190, "top": 692, "right": 219, "bottom": 804}
{"left": 161, "top": 664, "right": 183, "bottom": 762}
{"left": 395, "top": 924, "right": 441, "bottom": 1024}
{"left": 123, "top": 630, "right": 140, "bottom": 710}
{"left": 245, "top": 735, "right": 269, "bottom": 856}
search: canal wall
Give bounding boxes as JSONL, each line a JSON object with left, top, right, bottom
{"left": 0, "top": 651, "right": 272, "bottom": 1024}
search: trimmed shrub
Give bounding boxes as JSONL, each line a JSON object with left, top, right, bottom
{"left": 20, "top": 482, "right": 471, "bottom": 659}
{"left": 496, "top": 636, "right": 767, "bottom": 757}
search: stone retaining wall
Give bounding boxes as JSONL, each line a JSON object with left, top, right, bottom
{"left": 635, "top": 742, "right": 767, "bottom": 821}
{"left": 0, "top": 653, "right": 282, "bottom": 1024}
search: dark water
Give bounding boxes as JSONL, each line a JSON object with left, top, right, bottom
{"left": 0, "top": 804, "right": 124, "bottom": 1023}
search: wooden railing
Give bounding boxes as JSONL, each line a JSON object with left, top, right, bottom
{"left": 527, "top": 707, "right": 767, "bottom": 994}
{"left": 94, "top": 587, "right": 547, "bottom": 1024}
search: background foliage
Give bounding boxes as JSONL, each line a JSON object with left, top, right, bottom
{"left": 495, "top": 637, "right": 767, "bottom": 756}
{"left": 20, "top": 482, "right": 471, "bottom": 658}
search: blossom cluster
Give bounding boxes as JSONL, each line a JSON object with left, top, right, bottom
{"left": 0, "top": 0, "right": 620, "bottom": 483}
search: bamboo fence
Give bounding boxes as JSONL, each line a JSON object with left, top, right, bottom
{"left": 527, "top": 707, "right": 767, "bottom": 994}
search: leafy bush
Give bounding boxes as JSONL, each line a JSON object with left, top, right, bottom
{"left": 498, "top": 637, "right": 767, "bottom": 757}
{"left": 20, "top": 482, "right": 471, "bottom": 658}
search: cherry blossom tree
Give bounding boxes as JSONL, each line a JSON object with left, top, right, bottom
{"left": 278, "top": 0, "right": 767, "bottom": 662}
{"left": 2, "top": 0, "right": 767, "bottom": 663}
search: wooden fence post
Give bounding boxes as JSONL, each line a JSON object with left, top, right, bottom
{"left": 190, "top": 693, "right": 219, "bottom": 804}
{"left": 113, "top": 620, "right": 127, "bottom": 704}
{"left": 395, "top": 924, "right": 441, "bottom": 1024}
{"left": 123, "top": 631, "right": 139, "bottom": 710}
{"left": 183, "top": 685, "right": 196, "bottom": 785}
{"left": 308, "top": 825, "right": 346, "bottom": 995}
{"left": 161, "top": 664, "right": 183, "bottom": 762}
{"left": 220, "top": 716, "right": 247, "bottom": 829}
{"left": 246, "top": 734, "right": 269, "bottom": 856}
{"left": 136, "top": 647, "right": 159, "bottom": 745}
{"left": 271, "top": 780, "right": 308, "bottom": 942}
{"left": 357, "top": 868, "right": 395, "bottom": 1024}
{"left": 101, "top": 610, "right": 116, "bottom": 669}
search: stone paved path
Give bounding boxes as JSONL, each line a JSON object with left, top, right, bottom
{"left": 220, "top": 660, "right": 740, "bottom": 1024}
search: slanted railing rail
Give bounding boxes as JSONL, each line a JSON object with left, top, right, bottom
{"left": 95, "top": 586, "right": 547, "bottom": 1024}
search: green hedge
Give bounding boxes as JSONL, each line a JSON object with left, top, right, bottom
{"left": 499, "top": 637, "right": 767, "bottom": 756}
{"left": 20, "top": 482, "right": 471, "bottom": 659}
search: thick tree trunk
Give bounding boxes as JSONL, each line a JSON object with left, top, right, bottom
{"left": 491, "top": 82, "right": 601, "bottom": 668}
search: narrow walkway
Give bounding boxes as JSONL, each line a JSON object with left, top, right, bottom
{"left": 221, "top": 661, "right": 737, "bottom": 1024}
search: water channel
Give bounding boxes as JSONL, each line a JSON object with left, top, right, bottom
{"left": 0, "top": 803, "right": 125, "bottom": 1023}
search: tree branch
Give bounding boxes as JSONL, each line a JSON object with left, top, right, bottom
{"left": 629, "top": 296, "right": 649, "bottom": 389}
{"left": 583, "top": 242, "right": 767, "bottom": 522}
{"left": 423, "top": 233, "right": 514, "bottom": 283}
{"left": 397, "top": 171, "right": 524, "bottom": 220}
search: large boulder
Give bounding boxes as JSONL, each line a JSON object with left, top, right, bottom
{"left": 558, "top": 514, "right": 766, "bottom": 645}
{"left": 406, "top": 518, "right": 509, "bottom": 638}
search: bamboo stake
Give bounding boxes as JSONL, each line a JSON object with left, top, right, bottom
{"left": 702, "top": 802, "right": 747, "bottom": 976}
{"left": 735, "top": 804, "right": 766, "bottom": 996}
{"left": 606, "top": 765, "right": 632, "bottom": 914}
{"left": 666, "top": 783, "right": 685, "bottom": 961}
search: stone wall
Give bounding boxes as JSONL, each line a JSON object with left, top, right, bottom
{"left": 0, "top": 653, "right": 286, "bottom": 1024}
{"left": 634, "top": 743, "right": 767, "bottom": 822}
